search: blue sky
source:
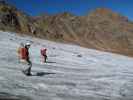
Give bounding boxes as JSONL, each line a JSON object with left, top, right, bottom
{"left": 6, "top": 0, "right": 133, "bottom": 20}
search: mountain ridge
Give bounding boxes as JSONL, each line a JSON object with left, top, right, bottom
{"left": 0, "top": 1, "right": 133, "bottom": 57}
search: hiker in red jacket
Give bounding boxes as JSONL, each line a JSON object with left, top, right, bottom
{"left": 40, "top": 48, "right": 47, "bottom": 63}
{"left": 22, "top": 42, "right": 32, "bottom": 76}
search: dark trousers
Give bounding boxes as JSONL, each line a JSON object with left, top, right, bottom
{"left": 43, "top": 55, "right": 47, "bottom": 62}
{"left": 24, "top": 58, "right": 32, "bottom": 75}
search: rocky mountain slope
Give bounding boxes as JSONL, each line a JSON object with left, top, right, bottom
{"left": 0, "top": 1, "right": 32, "bottom": 33}
{"left": 0, "top": 1, "right": 133, "bottom": 56}
{"left": 34, "top": 8, "right": 133, "bottom": 56}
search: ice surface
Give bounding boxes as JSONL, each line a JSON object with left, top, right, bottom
{"left": 0, "top": 31, "right": 133, "bottom": 100}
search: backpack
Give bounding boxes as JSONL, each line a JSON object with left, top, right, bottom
{"left": 21, "top": 48, "right": 28, "bottom": 59}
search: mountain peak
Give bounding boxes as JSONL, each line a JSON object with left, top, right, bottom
{"left": 90, "top": 8, "right": 116, "bottom": 17}
{"left": 94, "top": 8, "right": 113, "bottom": 14}
{"left": 90, "top": 8, "right": 129, "bottom": 22}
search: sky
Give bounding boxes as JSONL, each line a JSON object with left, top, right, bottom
{"left": 6, "top": 0, "right": 133, "bottom": 20}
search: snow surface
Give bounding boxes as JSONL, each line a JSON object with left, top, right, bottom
{"left": 0, "top": 31, "right": 133, "bottom": 100}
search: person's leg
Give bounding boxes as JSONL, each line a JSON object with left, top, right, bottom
{"left": 44, "top": 55, "right": 47, "bottom": 62}
{"left": 27, "top": 61, "right": 32, "bottom": 75}
{"left": 24, "top": 59, "right": 32, "bottom": 75}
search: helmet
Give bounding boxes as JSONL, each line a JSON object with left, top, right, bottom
{"left": 25, "top": 42, "right": 31, "bottom": 46}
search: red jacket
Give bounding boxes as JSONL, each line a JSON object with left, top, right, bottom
{"left": 21, "top": 47, "right": 29, "bottom": 59}
{"left": 41, "top": 48, "right": 47, "bottom": 56}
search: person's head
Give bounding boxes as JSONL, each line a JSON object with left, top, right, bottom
{"left": 25, "top": 42, "right": 31, "bottom": 48}
{"left": 41, "top": 48, "right": 47, "bottom": 51}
